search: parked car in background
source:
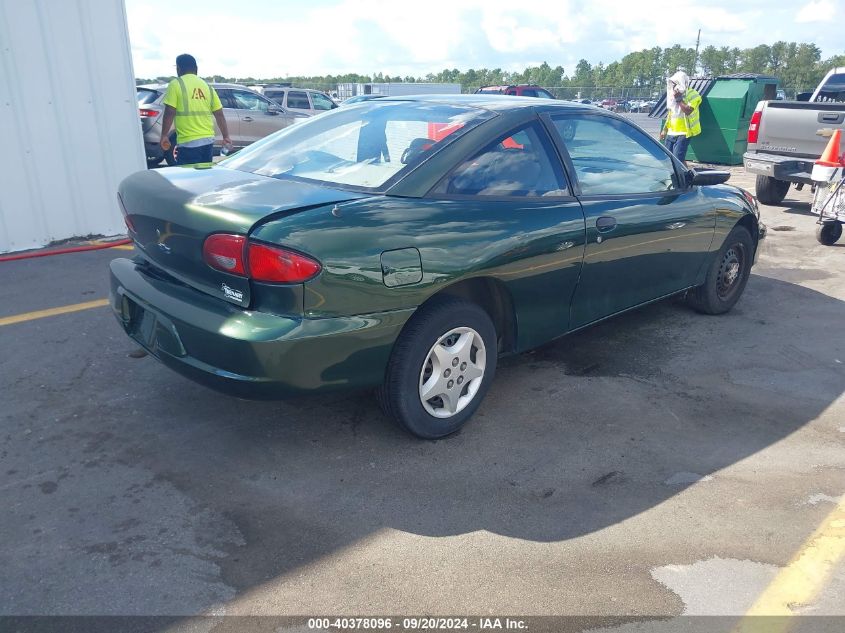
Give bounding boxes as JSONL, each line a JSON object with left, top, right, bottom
{"left": 599, "top": 98, "right": 618, "bottom": 111}
{"left": 114, "top": 95, "right": 764, "bottom": 439}
{"left": 475, "top": 85, "right": 556, "bottom": 98}
{"left": 139, "top": 84, "right": 306, "bottom": 168}
{"left": 744, "top": 67, "right": 845, "bottom": 204}
{"left": 262, "top": 87, "right": 338, "bottom": 117}
{"left": 628, "top": 99, "right": 656, "bottom": 113}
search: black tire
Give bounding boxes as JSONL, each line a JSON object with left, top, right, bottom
{"left": 755, "top": 175, "right": 790, "bottom": 206}
{"left": 687, "top": 225, "right": 754, "bottom": 315}
{"left": 163, "top": 132, "right": 178, "bottom": 166}
{"left": 816, "top": 221, "right": 843, "bottom": 245}
{"left": 377, "top": 297, "right": 497, "bottom": 439}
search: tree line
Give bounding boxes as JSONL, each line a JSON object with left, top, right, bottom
{"left": 137, "top": 41, "right": 844, "bottom": 98}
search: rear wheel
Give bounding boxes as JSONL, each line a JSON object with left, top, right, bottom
{"left": 816, "top": 221, "right": 843, "bottom": 245}
{"left": 755, "top": 175, "right": 790, "bottom": 205}
{"left": 378, "top": 297, "right": 497, "bottom": 439}
{"left": 687, "top": 225, "right": 754, "bottom": 315}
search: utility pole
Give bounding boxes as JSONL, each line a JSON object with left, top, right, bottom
{"left": 693, "top": 29, "right": 701, "bottom": 76}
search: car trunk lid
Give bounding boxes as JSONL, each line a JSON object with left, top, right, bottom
{"left": 119, "top": 166, "right": 364, "bottom": 307}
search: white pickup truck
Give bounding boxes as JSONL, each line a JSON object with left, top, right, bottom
{"left": 744, "top": 68, "right": 845, "bottom": 204}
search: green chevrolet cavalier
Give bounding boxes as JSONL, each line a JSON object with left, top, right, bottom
{"left": 112, "top": 95, "right": 765, "bottom": 438}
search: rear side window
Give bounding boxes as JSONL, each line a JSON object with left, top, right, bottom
{"left": 552, "top": 115, "right": 677, "bottom": 195}
{"left": 137, "top": 89, "right": 160, "bottom": 105}
{"left": 434, "top": 122, "right": 568, "bottom": 197}
{"left": 264, "top": 90, "right": 285, "bottom": 104}
{"left": 287, "top": 91, "right": 311, "bottom": 109}
{"left": 816, "top": 73, "right": 845, "bottom": 102}
{"left": 521, "top": 89, "right": 539, "bottom": 97}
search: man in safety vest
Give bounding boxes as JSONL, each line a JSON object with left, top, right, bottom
{"left": 159, "top": 54, "right": 232, "bottom": 166}
{"left": 659, "top": 70, "right": 702, "bottom": 166}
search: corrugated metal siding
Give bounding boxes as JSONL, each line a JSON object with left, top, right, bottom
{"left": 0, "top": 0, "right": 144, "bottom": 253}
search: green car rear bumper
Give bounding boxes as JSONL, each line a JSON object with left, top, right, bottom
{"left": 109, "top": 258, "right": 412, "bottom": 398}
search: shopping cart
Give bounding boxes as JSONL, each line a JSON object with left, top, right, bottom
{"left": 811, "top": 168, "right": 844, "bottom": 245}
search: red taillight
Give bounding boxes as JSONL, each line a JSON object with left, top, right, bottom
{"left": 247, "top": 242, "right": 321, "bottom": 283}
{"left": 203, "top": 234, "right": 247, "bottom": 275}
{"left": 747, "top": 107, "right": 763, "bottom": 144}
{"left": 202, "top": 235, "right": 321, "bottom": 283}
{"left": 139, "top": 108, "right": 159, "bottom": 118}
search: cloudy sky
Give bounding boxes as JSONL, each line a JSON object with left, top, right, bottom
{"left": 126, "top": 0, "right": 842, "bottom": 79}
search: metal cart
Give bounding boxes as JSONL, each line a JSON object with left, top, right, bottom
{"left": 811, "top": 171, "right": 845, "bottom": 245}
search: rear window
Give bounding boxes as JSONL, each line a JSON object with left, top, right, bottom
{"left": 222, "top": 101, "right": 495, "bottom": 191}
{"left": 137, "top": 89, "right": 160, "bottom": 105}
{"left": 816, "top": 73, "right": 845, "bottom": 102}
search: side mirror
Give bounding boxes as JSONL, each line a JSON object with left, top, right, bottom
{"left": 688, "top": 169, "right": 730, "bottom": 186}
{"left": 267, "top": 107, "right": 280, "bottom": 115}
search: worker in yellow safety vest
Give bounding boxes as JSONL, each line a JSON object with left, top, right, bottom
{"left": 659, "top": 70, "right": 702, "bottom": 166}
{"left": 159, "top": 54, "right": 232, "bottom": 166}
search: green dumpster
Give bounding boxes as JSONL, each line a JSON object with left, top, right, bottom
{"left": 687, "top": 74, "right": 779, "bottom": 165}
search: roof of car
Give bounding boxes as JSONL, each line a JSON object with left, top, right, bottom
{"left": 264, "top": 87, "right": 327, "bottom": 93}
{"left": 137, "top": 82, "right": 256, "bottom": 91}
{"left": 476, "top": 85, "right": 544, "bottom": 90}
{"left": 375, "top": 93, "right": 598, "bottom": 113}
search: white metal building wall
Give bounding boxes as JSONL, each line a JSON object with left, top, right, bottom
{"left": 0, "top": 0, "right": 144, "bottom": 253}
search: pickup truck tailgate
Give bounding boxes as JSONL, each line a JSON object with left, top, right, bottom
{"left": 757, "top": 101, "right": 845, "bottom": 158}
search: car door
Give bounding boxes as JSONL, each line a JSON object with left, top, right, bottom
{"left": 214, "top": 89, "right": 242, "bottom": 146}
{"left": 546, "top": 112, "right": 716, "bottom": 329}
{"left": 230, "top": 89, "right": 289, "bottom": 143}
{"left": 428, "top": 120, "right": 587, "bottom": 350}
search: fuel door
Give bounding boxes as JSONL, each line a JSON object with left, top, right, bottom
{"left": 381, "top": 248, "right": 423, "bottom": 288}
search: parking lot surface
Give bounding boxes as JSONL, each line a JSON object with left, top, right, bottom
{"left": 1, "top": 161, "right": 843, "bottom": 630}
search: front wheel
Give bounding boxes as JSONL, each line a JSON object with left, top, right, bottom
{"left": 378, "top": 297, "right": 497, "bottom": 439}
{"left": 687, "top": 225, "right": 754, "bottom": 315}
{"left": 816, "top": 221, "right": 843, "bottom": 245}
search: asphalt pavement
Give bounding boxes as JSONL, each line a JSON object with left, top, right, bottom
{"left": 1, "top": 157, "right": 843, "bottom": 631}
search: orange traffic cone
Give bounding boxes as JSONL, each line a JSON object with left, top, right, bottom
{"left": 816, "top": 129, "right": 843, "bottom": 166}
{"left": 812, "top": 130, "right": 844, "bottom": 182}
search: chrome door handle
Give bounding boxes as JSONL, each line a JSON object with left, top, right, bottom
{"left": 242, "top": 116, "right": 254, "bottom": 122}
{"left": 666, "top": 222, "right": 686, "bottom": 230}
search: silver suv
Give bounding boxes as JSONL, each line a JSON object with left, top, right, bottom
{"left": 261, "top": 87, "right": 338, "bottom": 117}
{"left": 138, "top": 83, "right": 307, "bottom": 168}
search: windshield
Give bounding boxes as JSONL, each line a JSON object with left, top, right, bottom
{"left": 815, "top": 73, "right": 845, "bottom": 102}
{"left": 222, "top": 100, "right": 495, "bottom": 191}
